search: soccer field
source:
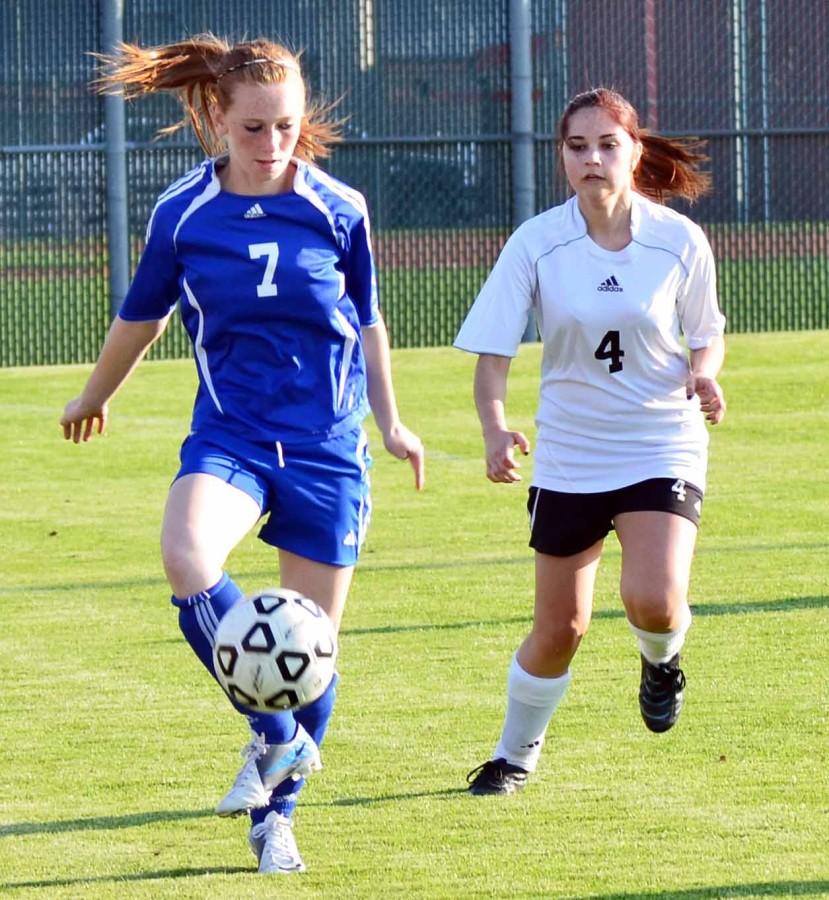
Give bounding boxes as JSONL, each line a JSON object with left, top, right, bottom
{"left": 0, "top": 331, "right": 827, "bottom": 898}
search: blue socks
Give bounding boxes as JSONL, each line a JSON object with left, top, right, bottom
{"left": 250, "top": 673, "right": 339, "bottom": 824}
{"left": 171, "top": 572, "right": 242, "bottom": 674}
{"left": 295, "top": 671, "right": 339, "bottom": 748}
{"left": 172, "top": 572, "right": 339, "bottom": 822}
{"left": 172, "top": 572, "right": 295, "bottom": 745}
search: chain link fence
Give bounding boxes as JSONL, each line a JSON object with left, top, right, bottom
{"left": 1, "top": 0, "right": 827, "bottom": 366}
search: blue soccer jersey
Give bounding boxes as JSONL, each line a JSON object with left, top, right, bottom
{"left": 120, "top": 158, "right": 380, "bottom": 443}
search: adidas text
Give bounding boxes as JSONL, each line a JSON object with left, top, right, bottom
{"left": 597, "top": 275, "right": 623, "bottom": 292}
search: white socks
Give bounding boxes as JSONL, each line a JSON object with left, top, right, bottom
{"left": 493, "top": 654, "right": 571, "bottom": 772}
{"left": 491, "top": 609, "right": 692, "bottom": 772}
{"left": 627, "top": 606, "right": 692, "bottom": 664}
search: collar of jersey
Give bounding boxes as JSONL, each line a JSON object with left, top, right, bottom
{"left": 209, "top": 155, "right": 307, "bottom": 196}
{"left": 570, "top": 192, "right": 644, "bottom": 240}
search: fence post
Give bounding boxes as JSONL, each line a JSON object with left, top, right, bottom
{"left": 101, "top": 0, "right": 130, "bottom": 319}
{"left": 510, "top": 0, "right": 537, "bottom": 341}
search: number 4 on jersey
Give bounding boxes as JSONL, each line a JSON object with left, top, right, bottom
{"left": 594, "top": 330, "right": 625, "bottom": 373}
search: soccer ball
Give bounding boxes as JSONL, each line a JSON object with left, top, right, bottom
{"left": 212, "top": 588, "right": 337, "bottom": 712}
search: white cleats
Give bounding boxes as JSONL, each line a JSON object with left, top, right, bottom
{"left": 216, "top": 725, "right": 322, "bottom": 817}
{"left": 249, "top": 811, "right": 305, "bottom": 874}
{"left": 216, "top": 732, "right": 270, "bottom": 816}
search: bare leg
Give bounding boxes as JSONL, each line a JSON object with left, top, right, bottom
{"left": 616, "top": 511, "right": 696, "bottom": 732}
{"left": 277, "top": 549, "right": 354, "bottom": 633}
{"left": 481, "top": 541, "right": 603, "bottom": 779}
{"left": 615, "top": 511, "right": 697, "bottom": 633}
{"left": 518, "top": 540, "right": 604, "bottom": 677}
{"left": 161, "top": 472, "right": 262, "bottom": 598}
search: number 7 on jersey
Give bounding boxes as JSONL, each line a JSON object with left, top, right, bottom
{"left": 249, "top": 242, "right": 279, "bottom": 298}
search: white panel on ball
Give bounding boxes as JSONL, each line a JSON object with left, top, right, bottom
{"left": 213, "top": 588, "right": 337, "bottom": 712}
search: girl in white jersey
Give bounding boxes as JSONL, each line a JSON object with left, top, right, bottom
{"left": 60, "top": 35, "right": 425, "bottom": 871}
{"left": 456, "top": 87, "right": 726, "bottom": 796}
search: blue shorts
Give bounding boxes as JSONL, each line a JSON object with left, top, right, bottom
{"left": 175, "top": 427, "right": 372, "bottom": 567}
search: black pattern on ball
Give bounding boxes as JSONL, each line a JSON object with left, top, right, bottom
{"left": 241, "top": 622, "right": 275, "bottom": 653}
{"left": 253, "top": 594, "right": 289, "bottom": 615}
{"left": 215, "top": 645, "right": 238, "bottom": 677}
{"left": 264, "top": 689, "right": 300, "bottom": 710}
{"left": 212, "top": 587, "right": 338, "bottom": 713}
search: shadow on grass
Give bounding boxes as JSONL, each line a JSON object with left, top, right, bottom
{"left": 691, "top": 595, "right": 829, "bottom": 616}
{"left": 0, "top": 556, "right": 529, "bottom": 600}
{"left": 342, "top": 595, "right": 829, "bottom": 636}
{"left": 4, "top": 539, "right": 828, "bottom": 596}
{"left": 357, "top": 542, "right": 829, "bottom": 572}
{"left": 574, "top": 881, "right": 829, "bottom": 899}
{"left": 0, "top": 560, "right": 531, "bottom": 598}
{"left": 11, "top": 593, "right": 820, "bottom": 646}
{"left": 0, "top": 790, "right": 466, "bottom": 843}
{"left": 326, "top": 786, "right": 468, "bottom": 806}
{"left": 2, "top": 867, "right": 251, "bottom": 890}
{"left": 0, "top": 788, "right": 465, "bottom": 844}
{"left": 0, "top": 808, "right": 212, "bottom": 838}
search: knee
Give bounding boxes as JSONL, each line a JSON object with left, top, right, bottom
{"left": 621, "top": 577, "right": 688, "bottom": 631}
{"left": 526, "top": 618, "right": 588, "bottom": 671}
{"left": 161, "top": 537, "right": 190, "bottom": 591}
{"left": 162, "top": 535, "right": 216, "bottom": 599}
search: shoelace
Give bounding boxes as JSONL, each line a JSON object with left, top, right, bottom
{"left": 647, "top": 663, "right": 686, "bottom": 696}
{"left": 466, "top": 760, "right": 505, "bottom": 785}
{"left": 251, "top": 814, "right": 298, "bottom": 862}
{"left": 242, "top": 733, "right": 268, "bottom": 757}
{"left": 229, "top": 733, "right": 267, "bottom": 788}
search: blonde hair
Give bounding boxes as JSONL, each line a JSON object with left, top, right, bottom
{"left": 93, "top": 33, "right": 341, "bottom": 160}
{"left": 559, "top": 87, "right": 711, "bottom": 203}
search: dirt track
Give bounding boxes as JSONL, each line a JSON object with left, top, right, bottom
{"left": 373, "top": 224, "right": 829, "bottom": 269}
{"left": 5, "top": 224, "right": 826, "bottom": 282}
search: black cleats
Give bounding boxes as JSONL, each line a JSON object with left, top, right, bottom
{"left": 639, "top": 653, "right": 686, "bottom": 733}
{"left": 466, "top": 758, "right": 529, "bottom": 795}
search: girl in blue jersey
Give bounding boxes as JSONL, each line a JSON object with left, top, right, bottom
{"left": 60, "top": 34, "right": 424, "bottom": 874}
{"left": 457, "top": 88, "right": 726, "bottom": 796}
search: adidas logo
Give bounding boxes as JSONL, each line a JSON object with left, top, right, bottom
{"left": 597, "top": 275, "right": 623, "bottom": 292}
{"left": 243, "top": 202, "right": 266, "bottom": 219}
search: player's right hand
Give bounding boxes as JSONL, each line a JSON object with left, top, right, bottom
{"left": 60, "top": 397, "right": 108, "bottom": 443}
{"left": 483, "top": 428, "right": 531, "bottom": 483}
{"left": 383, "top": 421, "right": 426, "bottom": 491}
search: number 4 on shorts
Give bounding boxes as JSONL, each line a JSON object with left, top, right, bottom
{"left": 594, "top": 330, "right": 625, "bottom": 373}
{"left": 671, "top": 479, "right": 687, "bottom": 502}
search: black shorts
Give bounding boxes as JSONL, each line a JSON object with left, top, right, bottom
{"left": 527, "top": 478, "right": 704, "bottom": 557}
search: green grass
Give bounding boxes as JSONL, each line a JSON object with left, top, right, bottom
{"left": 1, "top": 247, "right": 828, "bottom": 364}
{"left": 718, "top": 260, "right": 829, "bottom": 332}
{"left": 0, "top": 332, "right": 827, "bottom": 898}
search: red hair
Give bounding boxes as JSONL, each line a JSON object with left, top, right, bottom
{"left": 93, "top": 33, "right": 341, "bottom": 161}
{"left": 559, "top": 87, "right": 711, "bottom": 203}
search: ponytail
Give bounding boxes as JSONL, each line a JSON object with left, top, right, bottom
{"left": 92, "top": 33, "right": 340, "bottom": 160}
{"left": 636, "top": 132, "right": 711, "bottom": 203}
{"left": 559, "top": 87, "right": 711, "bottom": 205}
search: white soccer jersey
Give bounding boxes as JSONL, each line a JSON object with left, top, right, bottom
{"left": 454, "top": 193, "right": 725, "bottom": 492}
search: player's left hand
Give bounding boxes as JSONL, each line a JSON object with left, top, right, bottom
{"left": 686, "top": 375, "right": 726, "bottom": 425}
{"left": 383, "top": 423, "right": 425, "bottom": 490}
